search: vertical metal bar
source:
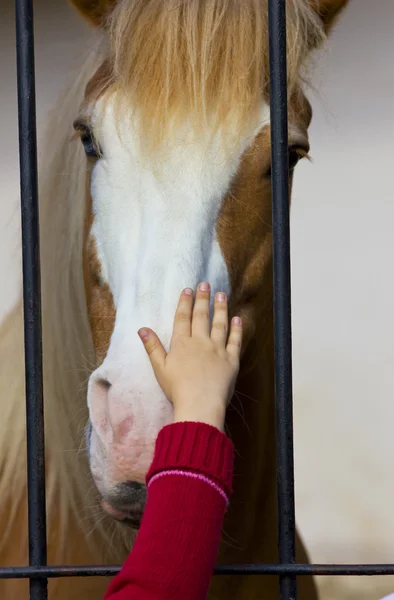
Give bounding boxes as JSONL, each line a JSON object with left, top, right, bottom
{"left": 15, "top": 0, "right": 48, "bottom": 599}
{"left": 268, "top": 1, "right": 297, "bottom": 599}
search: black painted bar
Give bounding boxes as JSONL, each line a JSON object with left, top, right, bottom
{"left": 15, "top": 0, "right": 48, "bottom": 599}
{"left": 1, "top": 563, "right": 394, "bottom": 579}
{"left": 268, "top": 1, "right": 297, "bottom": 599}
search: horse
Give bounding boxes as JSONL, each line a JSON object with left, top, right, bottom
{"left": 0, "top": 1, "right": 349, "bottom": 598}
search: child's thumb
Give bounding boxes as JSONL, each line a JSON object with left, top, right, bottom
{"left": 138, "top": 328, "right": 166, "bottom": 375}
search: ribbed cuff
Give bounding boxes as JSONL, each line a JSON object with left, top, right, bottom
{"left": 146, "top": 422, "right": 234, "bottom": 498}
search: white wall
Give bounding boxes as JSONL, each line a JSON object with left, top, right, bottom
{"left": 1, "top": 1, "right": 394, "bottom": 599}
{"left": 292, "top": 2, "right": 394, "bottom": 598}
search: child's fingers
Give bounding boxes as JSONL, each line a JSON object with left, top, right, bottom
{"left": 192, "top": 282, "right": 211, "bottom": 338}
{"left": 210, "top": 292, "right": 228, "bottom": 346}
{"left": 226, "top": 316, "right": 243, "bottom": 360}
{"left": 172, "top": 288, "right": 194, "bottom": 339}
{"left": 138, "top": 328, "right": 166, "bottom": 375}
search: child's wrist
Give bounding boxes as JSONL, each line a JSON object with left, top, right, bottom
{"left": 173, "top": 404, "right": 226, "bottom": 432}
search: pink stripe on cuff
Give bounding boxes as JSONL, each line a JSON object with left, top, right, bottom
{"left": 148, "top": 469, "right": 229, "bottom": 505}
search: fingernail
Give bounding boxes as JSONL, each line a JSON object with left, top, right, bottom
{"left": 199, "top": 282, "right": 209, "bottom": 291}
{"left": 217, "top": 292, "right": 226, "bottom": 302}
{"left": 184, "top": 288, "right": 193, "bottom": 296}
{"left": 232, "top": 316, "right": 242, "bottom": 326}
{"left": 138, "top": 328, "right": 150, "bottom": 341}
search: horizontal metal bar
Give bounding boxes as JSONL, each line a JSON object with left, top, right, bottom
{"left": 1, "top": 564, "right": 394, "bottom": 579}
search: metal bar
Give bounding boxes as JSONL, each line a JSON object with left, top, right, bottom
{"left": 15, "top": 0, "right": 48, "bottom": 599}
{"left": 268, "top": 1, "right": 297, "bottom": 599}
{"left": 1, "top": 564, "right": 394, "bottom": 579}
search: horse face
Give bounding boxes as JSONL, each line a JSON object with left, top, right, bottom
{"left": 70, "top": 0, "right": 349, "bottom": 523}
{"left": 77, "top": 88, "right": 311, "bottom": 523}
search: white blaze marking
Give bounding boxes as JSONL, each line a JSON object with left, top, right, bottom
{"left": 87, "top": 96, "right": 270, "bottom": 488}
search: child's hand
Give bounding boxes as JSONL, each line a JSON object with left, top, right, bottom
{"left": 138, "top": 282, "right": 242, "bottom": 431}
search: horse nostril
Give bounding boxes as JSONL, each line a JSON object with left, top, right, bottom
{"left": 123, "top": 481, "right": 144, "bottom": 492}
{"left": 88, "top": 374, "right": 113, "bottom": 436}
{"left": 116, "top": 480, "right": 145, "bottom": 502}
{"left": 97, "top": 377, "right": 111, "bottom": 391}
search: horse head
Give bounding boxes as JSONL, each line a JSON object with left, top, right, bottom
{"left": 69, "top": 0, "right": 349, "bottom": 527}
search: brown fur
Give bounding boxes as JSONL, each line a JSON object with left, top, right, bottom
{"left": 82, "top": 167, "right": 116, "bottom": 365}
{"left": 70, "top": 0, "right": 116, "bottom": 26}
{"left": 311, "top": 0, "right": 350, "bottom": 32}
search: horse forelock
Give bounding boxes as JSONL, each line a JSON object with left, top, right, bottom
{"left": 77, "top": 0, "right": 324, "bottom": 156}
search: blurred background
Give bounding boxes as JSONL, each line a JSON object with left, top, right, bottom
{"left": 1, "top": 1, "right": 394, "bottom": 598}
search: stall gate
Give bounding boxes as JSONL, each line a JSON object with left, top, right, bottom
{"left": 2, "top": 0, "right": 394, "bottom": 599}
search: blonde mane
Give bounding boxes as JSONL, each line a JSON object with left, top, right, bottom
{"left": 106, "top": 0, "right": 325, "bottom": 149}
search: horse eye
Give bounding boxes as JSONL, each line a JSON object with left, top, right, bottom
{"left": 288, "top": 147, "right": 301, "bottom": 171}
{"left": 80, "top": 130, "right": 101, "bottom": 158}
{"left": 265, "top": 146, "right": 303, "bottom": 178}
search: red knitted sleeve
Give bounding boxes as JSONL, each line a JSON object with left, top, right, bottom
{"left": 104, "top": 421, "right": 234, "bottom": 600}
